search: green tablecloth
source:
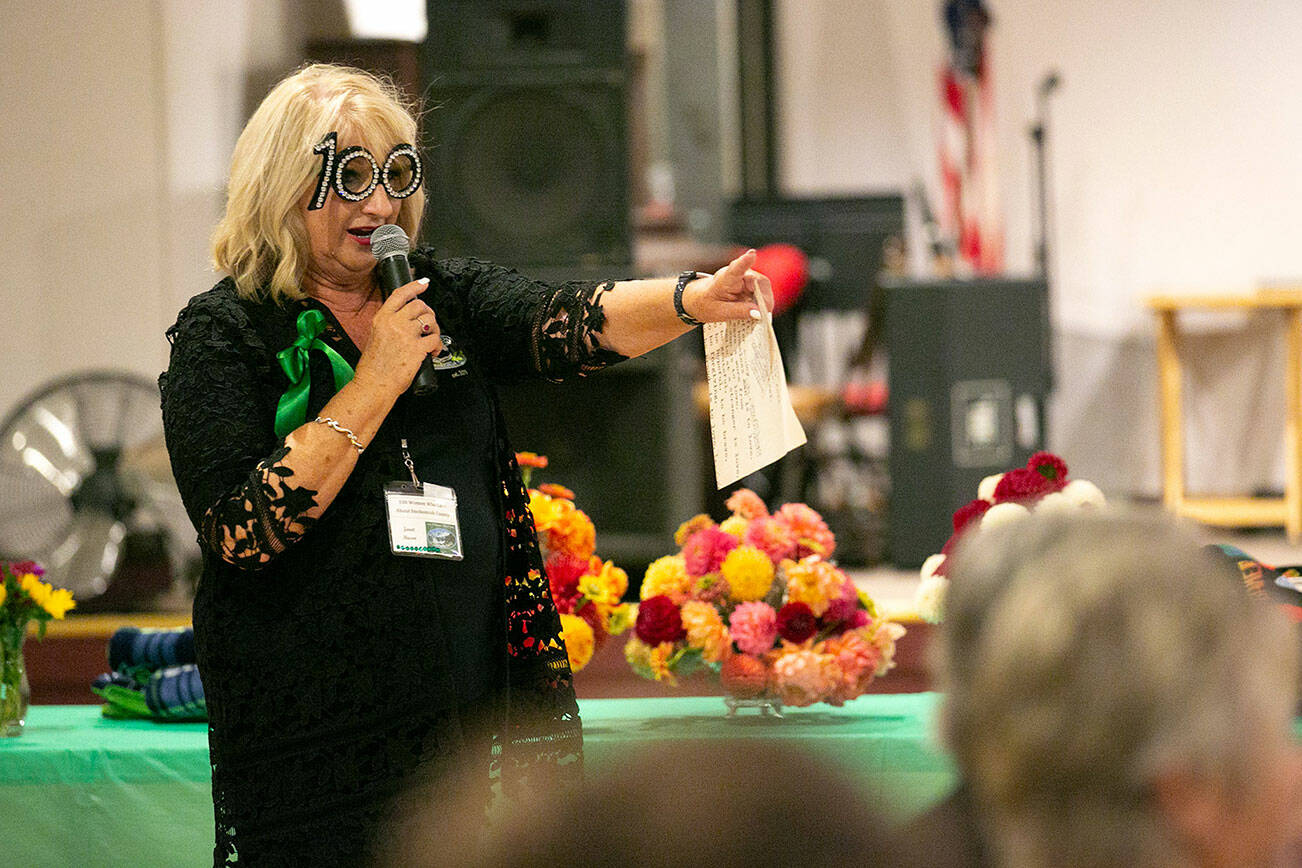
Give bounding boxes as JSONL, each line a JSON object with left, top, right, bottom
{"left": 0, "top": 693, "right": 954, "bottom": 867}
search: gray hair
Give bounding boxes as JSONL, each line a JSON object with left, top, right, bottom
{"left": 937, "top": 507, "right": 1297, "bottom": 867}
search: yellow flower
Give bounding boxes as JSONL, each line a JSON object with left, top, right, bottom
{"left": 19, "top": 573, "right": 51, "bottom": 610}
{"left": 559, "top": 613, "right": 595, "bottom": 672}
{"left": 625, "top": 634, "right": 680, "bottom": 684}
{"left": 528, "top": 490, "right": 562, "bottom": 527}
{"left": 721, "top": 545, "right": 775, "bottom": 602}
{"left": 680, "top": 600, "right": 729, "bottom": 664}
{"left": 784, "top": 556, "right": 846, "bottom": 617}
{"left": 719, "top": 515, "right": 749, "bottom": 540}
{"left": 580, "top": 559, "right": 628, "bottom": 610}
{"left": 648, "top": 641, "right": 678, "bottom": 685}
{"left": 640, "top": 555, "right": 692, "bottom": 602}
{"left": 550, "top": 508, "right": 596, "bottom": 561}
{"left": 0, "top": 582, "right": 6, "bottom": 608}
{"left": 674, "top": 513, "right": 715, "bottom": 547}
{"left": 625, "top": 634, "right": 653, "bottom": 670}
{"left": 42, "top": 587, "right": 75, "bottom": 619}
{"left": 606, "top": 603, "right": 633, "bottom": 636}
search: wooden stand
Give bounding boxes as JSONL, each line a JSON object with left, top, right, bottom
{"left": 1146, "top": 292, "right": 1302, "bottom": 541}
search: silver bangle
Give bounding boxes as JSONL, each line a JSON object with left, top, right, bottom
{"left": 313, "top": 416, "right": 365, "bottom": 453}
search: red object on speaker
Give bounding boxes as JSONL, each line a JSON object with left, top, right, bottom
{"left": 842, "top": 380, "right": 889, "bottom": 416}
{"left": 751, "top": 243, "right": 809, "bottom": 315}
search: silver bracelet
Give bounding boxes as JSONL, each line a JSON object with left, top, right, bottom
{"left": 313, "top": 416, "right": 365, "bottom": 453}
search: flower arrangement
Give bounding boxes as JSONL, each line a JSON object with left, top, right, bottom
{"left": 912, "top": 451, "right": 1105, "bottom": 622}
{"left": 624, "top": 489, "right": 904, "bottom": 708}
{"left": 1, "top": 561, "right": 75, "bottom": 735}
{"left": 1, "top": 561, "right": 75, "bottom": 644}
{"left": 518, "top": 452, "right": 633, "bottom": 673}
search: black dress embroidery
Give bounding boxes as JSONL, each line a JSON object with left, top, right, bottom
{"left": 198, "top": 445, "right": 319, "bottom": 567}
{"left": 160, "top": 253, "right": 618, "bottom": 866}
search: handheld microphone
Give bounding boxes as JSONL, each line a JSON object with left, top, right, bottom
{"left": 371, "top": 225, "right": 438, "bottom": 395}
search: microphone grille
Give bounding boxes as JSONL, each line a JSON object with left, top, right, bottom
{"left": 370, "top": 224, "right": 410, "bottom": 260}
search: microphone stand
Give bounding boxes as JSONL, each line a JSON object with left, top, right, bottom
{"left": 1030, "top": 71, "right": 1060, "bottom": 283}
{"left": 1029, "top": 70, "right": 1061, "bottom": 435}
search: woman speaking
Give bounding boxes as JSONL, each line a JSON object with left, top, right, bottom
{"left": 160, "top": 63, "right": 770, "bottom": 865}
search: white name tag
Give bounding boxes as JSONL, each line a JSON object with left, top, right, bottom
{"left": 383, "top": 481, "right": 464, "bottom": 560}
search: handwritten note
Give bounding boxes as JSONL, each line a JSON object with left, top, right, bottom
{"left": 703, "top": 301, "right": 806, "bottom": 489}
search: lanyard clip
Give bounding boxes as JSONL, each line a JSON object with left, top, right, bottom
{"left": 400, "top": 438, "right": 420, "bottom": 485}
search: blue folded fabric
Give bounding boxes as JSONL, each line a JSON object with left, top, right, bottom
{"left": 143, "top": 665, "right": 206, "bottom": 720}
{"left": 92, "top": 664, "right": 206, "bottom": 721}
{"left": 108, "top": 626, "right": 195, "bottom": 675}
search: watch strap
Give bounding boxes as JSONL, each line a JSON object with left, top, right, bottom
{"left": 674, "top": 271, "right": 705, "bottom": 327}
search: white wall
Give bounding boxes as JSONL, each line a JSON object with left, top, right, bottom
{"left": 0, "top": 1, "right": 298, "bottom": 422}
{"left": 0, "top": 2, "right": 170, "bottom": 406}
{"left": 777, "top": 0, "right": 1302, "bottom": 496}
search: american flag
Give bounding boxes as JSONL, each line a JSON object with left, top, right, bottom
{"left": 938, "top": 0, "right": 1003, "bottom": 274}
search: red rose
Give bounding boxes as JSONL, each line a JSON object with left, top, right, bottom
{"left": 1028, "top": 452, "right": 1069, "bottom": 490}
{"left": 951, "top": 498, "right": 991, "bottom": 534}
{"left": 776, "top": 602, "right": 818, "bottom": 643}
{"left": 993, "top": 467, "right": 1054, "bottom": 503}
{"left": 635, "top": 595, "right": 687, "bottom": 645}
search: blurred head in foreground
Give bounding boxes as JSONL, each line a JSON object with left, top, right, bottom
{"left": 939, "top": 508, "right": 1302, "bottom": 868}
{"left": 379, "top": 740, "right": 905, "bottom": 867}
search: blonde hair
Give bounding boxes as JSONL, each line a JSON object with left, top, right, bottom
{"left": 212, "top": 64, "right": 426, "bottom": 302}
{"left": 939, "top": 509, "right": 1298, "bottom": 868}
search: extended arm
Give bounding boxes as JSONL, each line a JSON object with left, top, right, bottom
{"left": 595, "top": 249, "right": 773, "bottom": 358}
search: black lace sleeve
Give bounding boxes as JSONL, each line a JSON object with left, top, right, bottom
{"left": 160, "top": 289, "right": 319, "bottom": 570}
{"left": 426, "top": 256, "right": 629, "bottom": 383}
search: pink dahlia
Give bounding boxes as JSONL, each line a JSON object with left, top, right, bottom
{"left": 823, "top": 630, "right": 883, "bottom": 703}
{"left": 729, "top": 601, "right": 779, "bottom": 656}
{"left": 771, "top": 647, "right": 837, "bottom": 707}
{"left": 683, "top": 526, "right": 740, "bottom": 578}
{"left": 743, "top": 517, "right": 798, "bottom": 565}
{"left": 774, "top": 503, "right": 836, "bottom": 560}
{"left": 725, "top": 488, "right": 770, "bottom": 520}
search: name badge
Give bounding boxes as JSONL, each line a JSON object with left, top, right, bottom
{"left": 383, "top": 481, "right": 464, "bottom": 560}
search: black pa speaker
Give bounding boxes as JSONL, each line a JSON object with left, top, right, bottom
{"left": 884, "top": 278, "right": 1051, "bottom": 568}
{"left": 494, "top": 341, "right": 704, "bottom": 578}
{"left": 421, "top": 1, "right": 631, "bottom": 269}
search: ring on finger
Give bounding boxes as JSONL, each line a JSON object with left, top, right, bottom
{"left": 417, "top": 315, "right": 432, "bottom": 335}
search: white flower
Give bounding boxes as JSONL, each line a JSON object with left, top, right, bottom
{"left": 977, "top": 473, "right": 1003, "bottom": 503}
{"left": 980, "top": 501, "right": 1030, "bottom": 531}
{"left": 1034, "top": 491, "right": 1075, "bottom": 515}
{"left": 1062, "top": 479, "right": 1106, "bottom": 508}
{"left": 914, "top": 574, "right": 949, "bottom": 624}
{"left": 920, "top": 552, "right": 948, "bottom": 581}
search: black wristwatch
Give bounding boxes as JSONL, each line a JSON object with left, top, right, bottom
{"left": 674, "top": 271, "right": 705, "bottom": 327}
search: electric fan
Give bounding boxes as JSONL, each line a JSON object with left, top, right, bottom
{"left": 0, "top": 371, "right": 198, "bottom": 610}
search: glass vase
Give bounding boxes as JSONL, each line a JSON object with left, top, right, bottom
{"left": 0, "top": 634, "right": 29, "bottom": 737}
{"left": 723, "top": 690, "right": 784, "bottom": 718}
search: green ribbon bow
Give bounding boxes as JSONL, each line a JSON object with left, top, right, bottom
{"left": 274, "top": 309, "right": 355, "bottom": 437}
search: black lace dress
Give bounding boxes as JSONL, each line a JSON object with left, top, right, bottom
{"left": 159, "top": 251, "right": 625, "bottom": 866}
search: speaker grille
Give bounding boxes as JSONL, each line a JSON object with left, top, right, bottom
{"left": 427, "top": 82, "right": 630, "bottom": 266}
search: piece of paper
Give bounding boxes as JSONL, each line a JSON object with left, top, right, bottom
{"left": 703, "top": 298, "right": 806, "bottom": 489}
